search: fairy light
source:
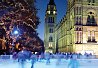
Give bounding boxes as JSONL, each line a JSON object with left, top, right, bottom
{"left": 0, "top": 0, "right": 43, "bottom": 52}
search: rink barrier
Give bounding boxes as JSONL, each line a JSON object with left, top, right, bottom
{"left": 0, "top": 55, "right": 98, "bottom": 59}
{"left": 0, "top": 55, "right": 12, "bottom": 59}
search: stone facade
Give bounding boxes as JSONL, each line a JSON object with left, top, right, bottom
{"left": 55, "top": 0, "right": 98, "bottom": 55}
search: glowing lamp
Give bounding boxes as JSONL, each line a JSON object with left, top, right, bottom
{"left": 14, "top": 30, "right": 18, "bottom": 35}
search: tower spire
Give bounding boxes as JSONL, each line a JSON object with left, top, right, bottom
{"left": 48, "top": 0, "right": 55, "bottom": 5}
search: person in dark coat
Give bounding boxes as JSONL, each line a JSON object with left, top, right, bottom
{"left": 30, "top": 53, "right": 36, "bottom": 68}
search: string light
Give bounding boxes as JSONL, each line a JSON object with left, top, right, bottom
{"left": 0, "top": 0, "right": 43, "bottom": 52}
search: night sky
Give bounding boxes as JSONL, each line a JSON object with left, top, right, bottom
{"left": 37, "top": 0, "right": 67, "bottom": 40}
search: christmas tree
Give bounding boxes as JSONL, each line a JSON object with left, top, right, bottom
{"left": 0, "top": 0, "right": 44, "bottom": 54}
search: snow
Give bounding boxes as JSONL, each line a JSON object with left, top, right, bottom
{"left": 0, "top": 59, "right": 98, "bottom": 68}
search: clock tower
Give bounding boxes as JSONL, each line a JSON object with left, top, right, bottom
{"left": 44, "top": 0, "right": 57, "bottom": 53}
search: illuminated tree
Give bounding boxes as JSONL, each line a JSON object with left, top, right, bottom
{"left": 0, "top": 0, "right": 44, "bottom": 53}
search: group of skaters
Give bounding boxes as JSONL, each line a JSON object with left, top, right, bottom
{"left": 11, "top": 49, "right": 94, "bottom": 68}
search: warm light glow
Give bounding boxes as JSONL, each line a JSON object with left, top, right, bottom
{"left": 53, "top": 11, "right": 56, "bottom": 14}
{"left": 75, "top": 44, "right": 98, "bottom": 55}
{"left": 47, "top": 11, "right": 50, "bottom": 14}
{"left": 49, "top": 42, "right": 52, "bottom": 47}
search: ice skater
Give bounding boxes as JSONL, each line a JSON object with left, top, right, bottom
{"left": 12, "top": 51, "right": 18, "bottom": 62}
{"left": 56, "top": 53, "right": 62, "bottom": 65}
{"left": 17, "top": 50, "right": 26, "bottom": 68}
{"left": 45, "top": 51, "right": 50, "bottom": 64}
{"left": 68, "top": 55, "right": 79, "bottom": 68}
{"left": 30, "top": 53, "right": 36, "bottom": 68}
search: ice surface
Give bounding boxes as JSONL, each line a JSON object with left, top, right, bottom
{"left": 0, "top": 59, "right": 98, "bottom": 68}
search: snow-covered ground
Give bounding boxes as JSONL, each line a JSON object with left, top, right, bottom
{"left": 0, "top": 59, "right": 98, "bottom": 68}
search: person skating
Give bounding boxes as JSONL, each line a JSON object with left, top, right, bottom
{"left": 30, "top": 53, "right": 36, "bottom": 68}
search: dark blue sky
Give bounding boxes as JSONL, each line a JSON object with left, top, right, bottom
{"left": 36, "top": 0, "right": 67, "bottom": 40}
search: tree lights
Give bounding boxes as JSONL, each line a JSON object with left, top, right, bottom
{"left": 0, "top": 0, "right": 44, "bottom": 53}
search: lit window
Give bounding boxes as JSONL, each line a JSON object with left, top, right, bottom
{"left": 47, "top": 11, "right": 50, "bottom": 14}
{"left": 53, "top": 11, "right": 56, "bottom": 14}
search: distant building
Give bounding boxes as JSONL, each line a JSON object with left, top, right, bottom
{"left": 44, "top": 0, "right": 57, "bottom": 53}
{"left": 45, "top": 0, "right": 98, "bottom": 55}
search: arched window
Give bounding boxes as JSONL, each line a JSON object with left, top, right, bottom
{"left": 92, "top": 16, "right": 96, "bottom": 23}
{"left": 86, "top": 12, "right": 96, "bottom": 26}
{"left": 87, "top": 15, "right": 90, "bottom": 24}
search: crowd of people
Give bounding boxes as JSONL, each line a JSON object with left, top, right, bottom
{"left": 10, "top": 49, "right": 95, "bottom": 68}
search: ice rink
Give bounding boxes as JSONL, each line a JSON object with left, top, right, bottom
{"left": 0, "top": 59, "right": 98, "bottom": 68}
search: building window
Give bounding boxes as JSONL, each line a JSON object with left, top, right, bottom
{"left": 88, "top": 31, "right": 91, "bottom": 42}
{"left": 47, "top": 11, "right": 50, "bottom": 14}
{"left": 48, "top": 17, "right": 53, "bottom": 23}
{"left": 92, "top": 30, "right": 95, "bottom": 42}
{"left": 76, "top": 7, "right": 82, "bottom": 15}
{"left": 76, "top": 16, "right": 78, "bottom": 24}
{"left": 79, "top": 7, "right": 81, "bottom": 15}
{"left": 49, "top": 36, "right": 53, "bottom": 42}
{"left": 76, "top": 16, "right": 82, "bottom": 25}
{"left": 86, "top": 14, "right": 96, "bottom": 26}
{"left": 52, "top": 17, "right": 54, "bottom": 23}
{"left": 48, "top": 17, "right": 50, "bottom": 23}
{"left": 87, "top": 30, "right": 96, "bottom": 42}
{"left": 88, "top": 0, "right": 95, "bottom": 5}
{"left": 87, "top": 15, "right": 90, "bottom": 24}
{"left": 77, "top": 32, "right": 79, "bottom": 43}
{"left": 49, "top": 28, "right": 53, "bottom": 33}
{"left": 80, "top": 32, "right": 82, "bottom": 43}
{"left": 79, "top": 16, "right": 81, "bottom": 24}
{"left": 88, "top": 0, "right": 91, "bottom": 3}
{"left": 86, "top": 12, "right": 96, "bottom": 26}
{"left": 79, "top": 28, "right": 81, "bottom": 31}
{"left": 92, "top": 0, "right": 95, "bottom": 3}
